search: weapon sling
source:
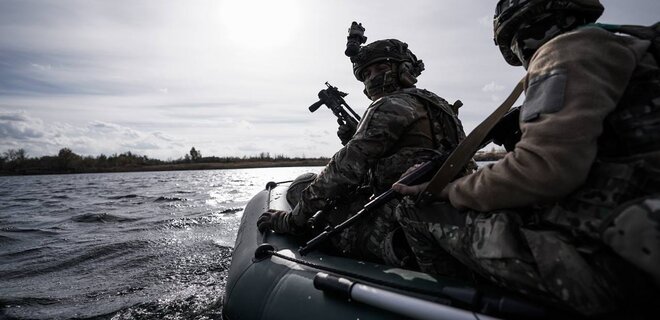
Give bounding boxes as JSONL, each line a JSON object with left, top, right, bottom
{"left": 419, "top": 78, "right": 525, "bottom": 202}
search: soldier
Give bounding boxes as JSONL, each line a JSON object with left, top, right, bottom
{"left": 257, "top": 37, "right": 470, "bottom": 266}
{"left": 393, "top": 0, "right": 660, "bottom": 316}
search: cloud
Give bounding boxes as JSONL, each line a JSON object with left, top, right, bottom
{"left": 482, "top": 81, "right": 505, "bottom": 93}
{"left": 0, "top": 111, "right": 184, "bottom": 159}
{"left": 1, "top": 0, "right": 658, "bottom": 160}
{"left": 0, "top": 112, "right": 45, "bottom": 139}
{"left": 0, "top": 113, "right": 30, "bottom": 122}
{"left": 478, "top": 15, "right": 492, "bottom": 28}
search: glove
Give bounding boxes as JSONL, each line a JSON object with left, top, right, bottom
{"left": 337, "top": 123, "right": 356, "bottom": 146}
{"left": 257, "top": 209, "right": 292, "bottom": 234}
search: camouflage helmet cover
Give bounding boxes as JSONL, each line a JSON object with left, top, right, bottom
{"left": 493, "top": 0, "right": 604, "bottom": 65}
{"left": 351, "top": 39, "right": 425, "bottom": 81}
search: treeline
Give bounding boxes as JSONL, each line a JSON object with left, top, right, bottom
{"left": 0, "top": 147, "right": 330, "bottom": 176}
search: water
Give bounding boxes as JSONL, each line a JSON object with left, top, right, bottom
{"left": 0, "top": 167, "right": 321, "bottom": 320}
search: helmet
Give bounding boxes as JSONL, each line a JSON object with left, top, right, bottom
{"left": 351, "top": 39, "right": 425, "bottom": 83}
{"left": 494, "top": 0, "right": 604, "bottom": 66}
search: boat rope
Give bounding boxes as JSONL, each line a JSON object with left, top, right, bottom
{"left": 256, "top": 244, "right": 479, "bottom": 311}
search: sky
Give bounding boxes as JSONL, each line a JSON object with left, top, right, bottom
{"left": 1, "top": 0, "right": 658, "bottom": 160}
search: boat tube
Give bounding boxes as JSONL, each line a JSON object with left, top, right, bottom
{"left": 222, "top": 181, "right": 564, "bottom": 320}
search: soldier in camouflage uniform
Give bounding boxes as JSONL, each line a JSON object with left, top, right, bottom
{"left": 393, "top": 0, "right": 660, "bottom": 317}
{"left": 257, "top": 38, "right": 470, "bottom": 266}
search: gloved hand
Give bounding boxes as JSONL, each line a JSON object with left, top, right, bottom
{"left": 337, "top": 123, "right": 356, "bottom": 146}
{"left": 392, "top": 180, "right": 450, "bottom": 199}
{"left": 257, "top": 209, "right": 293, "bottom": 234}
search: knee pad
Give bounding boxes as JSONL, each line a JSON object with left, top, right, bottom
{"left": 381, "top": 227, "right": 416, "bottom": 268}
{"left": 286, "top": 173, "right": 317, "bottom": 207}
{"left": 602, "top": 196, "right": 660, "bottom": 285}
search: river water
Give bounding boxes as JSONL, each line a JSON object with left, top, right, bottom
{"left": 0, "top": 167, "right": 322, "bottom": 319}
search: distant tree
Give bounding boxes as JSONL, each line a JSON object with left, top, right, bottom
{"left": 57, "top": 148, "right": 82, "bottom": 172}
{"left": 190, "top": 147, "right": 202, "bottom": 161}
{"left": 3, "top": 148, "right": 27, "bottom": 162}
{"left": 258, "top": 152, "right": 270, "bottom": 160}
{"left": 58, "top": 148, "right": 75, "bottom": 159}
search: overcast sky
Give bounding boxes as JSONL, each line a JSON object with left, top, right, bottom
{"left": 1, "top": 0, "right": 658, "bottom": 160}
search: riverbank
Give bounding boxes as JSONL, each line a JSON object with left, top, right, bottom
{"left": 1, "top": 147, "right": 508, "bottom": 177}
{"left": 0, "top": 159, "right": 330, "bottom": 176}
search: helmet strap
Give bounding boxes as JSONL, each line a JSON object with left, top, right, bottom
{"left": 399, "top": 62, "right": 418, "bottom": 88}
{"left": 363, "top": 63, "right": 401, "bottom": 99}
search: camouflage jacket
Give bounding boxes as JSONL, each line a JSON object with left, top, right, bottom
{"left": 445, "top": 26, "right": 660, "bottom": 215}
{"left": 290, "top": 88, "right": 467, "bottom": 228}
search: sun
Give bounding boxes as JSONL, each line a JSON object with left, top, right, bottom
{"left": 219, "top": 0, "right": 302, "bottom": 49}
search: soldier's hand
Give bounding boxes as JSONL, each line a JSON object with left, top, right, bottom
{"left": 392, "top": 164, "right": 428, "bottom": 196}
{"left": 337, "top": 123, "right": 356, "bottom": 145}
{"left": 257, "top": 209, "right": 292, "bottom": 233}
{"left": 392, "top": 181, "right": 429, "bottom": 196}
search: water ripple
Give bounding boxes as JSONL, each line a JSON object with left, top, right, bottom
{"left": 72, "top": 213, "right": 141, "bottom": 223}
{"left": 154, "top": 196, "right": 187, "bottom": 202}
{"left": 0, "top": 166, "right": 323, "bottom": 319}
{"left": 108, "top": 194, "right": 138, "bottom": 200}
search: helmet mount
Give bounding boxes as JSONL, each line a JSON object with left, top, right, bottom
{"left": 344, "top": 22, "right": 425, "bottom": 98}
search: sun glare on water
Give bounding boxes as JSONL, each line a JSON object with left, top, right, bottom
{"left": 219, "top": 0, "right": 302, "bottom": 49}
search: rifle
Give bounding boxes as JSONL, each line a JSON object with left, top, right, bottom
{"left": 478, "top": 106, "right": 521, "bottom": 152}
{"left": 298, "top": 105, "right": 522, "bottom": 256}
{"left": 309, "top": 82, "right": 361, "bottom": 130}
{"left": 299, "top": 155, "right": 445, "bottom": 256}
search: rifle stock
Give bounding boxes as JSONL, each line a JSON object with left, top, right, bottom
{"left": 309, "top": 100, "right": 325, "bottom": 113}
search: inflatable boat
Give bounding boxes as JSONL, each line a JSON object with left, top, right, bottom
{"left": 222, "top": 181, "right": 566, "bottom": 320}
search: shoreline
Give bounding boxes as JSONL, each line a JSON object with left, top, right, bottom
{"left": 0, "top": 159, "right": 330, "bottom": 177}
{"left": 2, "top": 152, "right": 508, "bottom": 177}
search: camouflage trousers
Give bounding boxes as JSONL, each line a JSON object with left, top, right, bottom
{"left": 396, "top": 198, "right": 658, "bottom": 317}
{"left": 287, "top": 173, "right": 409, "bottom": 266}
{"left": 325, "top": 196, "right": 404, "bottom": 265}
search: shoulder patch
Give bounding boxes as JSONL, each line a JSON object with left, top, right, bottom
{"left": 521, "top": 69, "right": 568, "bottom": 122}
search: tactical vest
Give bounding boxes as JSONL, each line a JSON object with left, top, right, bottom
{"left": 401, "top": 88, "right": 468, "bottom": 152}
{"left": 369, "top": 88, "right": 468, "bottom": 193}
{"left": 542, "top": 23, "right": 660, "bottom": 240}
{"left": 404, "top": 88, "right": 478, "bottom": 177}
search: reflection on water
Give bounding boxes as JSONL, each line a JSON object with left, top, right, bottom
{"left": 0, "top": 167, "right": 322, "bottom": 319}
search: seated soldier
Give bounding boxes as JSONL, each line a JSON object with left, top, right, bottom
{"left": 258, "top": 33, "right": 471, "bottom": 267}
{"left": 393, "top": 0, "right": 660, "bottom": 317}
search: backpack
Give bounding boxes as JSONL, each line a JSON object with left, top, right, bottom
{"left": 593, "top": 22, "right": 660, "bottom": 62}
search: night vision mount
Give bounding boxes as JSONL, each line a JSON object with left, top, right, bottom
{"left": 345, "top": 21, "right": 367, "bottom": 59}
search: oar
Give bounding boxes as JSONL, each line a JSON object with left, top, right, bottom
{"left": 314, "top": 272, "right": 500, "bottom": 320}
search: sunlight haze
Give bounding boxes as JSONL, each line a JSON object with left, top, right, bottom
{"left": 1, "top": 0, "right": 658, "bottom": 160}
